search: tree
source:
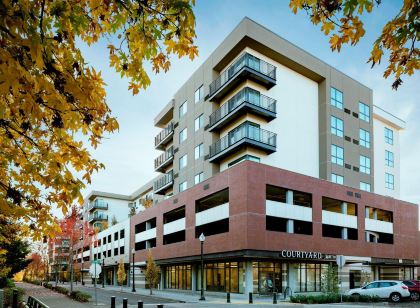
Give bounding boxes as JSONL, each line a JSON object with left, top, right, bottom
{"left": 289, "top": 0, "right": 419, "bottom": 89}
{"left": 111, "top": 215, "right": 118, "bottom": 226}
{"left": 128, "top": 205, "right": 137, "bottom": 217}
{"left": 321, "top": 264, "right": 339, "bottom": 293}
{"left": 0, "top": 0, "right": 198, "bottom": 239}
{"left": 117, "top": 258, "right": 126, "bottom": 292}
{"left": 25, "top": 253, "right": 47, "bottom": 281}
{"left": 145, "top": 250, "right": 160, "bottom": 295}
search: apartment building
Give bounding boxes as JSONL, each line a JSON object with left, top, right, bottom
{"left": 48, "top": 236, "right": 70, "bottom": 282}
{"left": 77, "top": 18, "right": 418, "bottom": 294}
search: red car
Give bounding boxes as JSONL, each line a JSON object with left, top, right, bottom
{"left": 402, "top": 280, "right": 420, "bottom": 301}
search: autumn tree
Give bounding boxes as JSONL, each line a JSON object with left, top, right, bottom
{"left": 289, "top": 0, "right": 419, "bottom": 89}
{"left": 145, "top": 249, "right": 160, "bottom": 295}
{"left": 117, "top": 258, "right": 126, "bottom": 292}
{"left": 25, "top": 253, "right": 47, "bottom": 281}
{"left": 0, "top": 0, "right": 198, "bottom": 239}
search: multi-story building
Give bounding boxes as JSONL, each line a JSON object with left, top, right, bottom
{"left": 48, "top": 236, "right": 70, "bottom": 282}
{"left": 76, "top": 18, "right": 418, "bottom": 295}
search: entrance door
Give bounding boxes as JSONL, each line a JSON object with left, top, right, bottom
{"left": 349, "top": 270, "right": 361, "bottom": 289}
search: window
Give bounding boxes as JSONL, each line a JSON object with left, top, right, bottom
{"left": 103, "top": 237, "right": 106, "bottom": 244}
{"left": 330, "top": 87, "right": 343, "bottom": 109}
{"left": 359, "top": 102, "right": 370, "bottom": 122}
{"left": 331, "top": 145, "right": 344, "bottom": 166}
{"left": 119, "top": 246, "right": 124, "bottom": 255}
{"left": 179, "top": 128, "right": 187, "bottom": 143}
{"left": 359, "top": 129, "right": 370, "bottom": 148}
{"left": 120, "top": 229, "right": 125, "bottom": 239}
{"left": 385, "top": 127, "right": 394, "bottom": 145}
{"left": 227, "top": 155, "right": 260, "bottom": 168}
{"left": 360, "top": 155, "right": 371, "bottom": 174}
{"left": 114, "top": 248, "right": 118, "bottom": 256}
{"left": 360, "top": 182, "right": 371, "bottom": 192}
{"left": 195, "top": 85, "right": 203, "bottom": 103}
{"left": 114, "top": 232, "right": 118, "bottom": 241}
{"left": 331, "top": 173, "right": 344, "bottom": 185}
{"left": 195, "top": 114, "right": 204, "bottom": 131}
{"left": 385, "top": 150, "right": 394, "bottom": 167}
{"left": 179, "top": 154, "right": 187, "bottom": 169}
{"left": 385, "top": 173, "right": 394, "bottom": 190}
{"left": 107, "top": 235, "right": 111, "bottom": 243}
{"left": 179, "top": 101, "right": 187, "bottom": 118}
{"left": 194, "top": 143, "right": 203, "bottom": 160}
{"left": 331, "top": 116, "right": 344, "bottom": 137}
{"left": 194, "top": 172, "right": 204, "bottom": 185}
{"left": 179, "top": 181, "right": 187, "bottom": 192}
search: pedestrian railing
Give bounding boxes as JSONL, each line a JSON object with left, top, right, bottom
{"left": 25, "top": 295, "right": 50, "bottom": 308}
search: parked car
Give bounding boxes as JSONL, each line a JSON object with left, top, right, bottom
{"left": 346, "top": 280, "right": 410, "bottom": 302}
{"left": 402, "top": 280, "right": 420, "bottom": 301}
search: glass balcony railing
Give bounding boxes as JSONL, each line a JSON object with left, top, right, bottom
{"left": 154, "top": 146, "right": 174, "bottom": 171}
{"left": 155, "top": 122, "right": 174, "bottom": 149}
{"left": 209, "top": 53, "right": 276, "bottom": 100}
{"left": 154, "top": 170, "right": 174, "bottom": 193}
{"left": 209, "top": 87, "right": 276, "bottom": 130}
{"left": 88, "top": 213, "right": 108, "bottom": 222}
{"left": 209, "top": 122, "right": 277, "bottom": 161}
{"left": 87, "top": 200, "right": 108, "bottom": 212}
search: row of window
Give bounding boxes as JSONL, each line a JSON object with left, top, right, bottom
{"left": 331, "top": 116, "right": 371, "bottom": 149}
{"left": 331, "top": 173, "right": 395, "bottom": 191}
{"left": 330, "top": 87, "right": 370, "bottom": 122}
{"left": 97, "top": 229, "right": 125, "bottom": 246}
{"left": 331, "top": 144, "right": 371, "bottom": 173}
{"left": 178, "top": 85, "right": 204, "bottom": 118}
{"left": 92, "top": 246, "right": 125, "bottom": 260}
{"left": 178, "top": 172, "right": 205, "bottom": 192}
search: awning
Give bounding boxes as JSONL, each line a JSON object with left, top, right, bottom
{"left": 363, "top": 261, "right": 420, "bottom": 267}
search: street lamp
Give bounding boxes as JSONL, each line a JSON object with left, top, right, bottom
{"left": 199, "top": 233, "right": 205, "bottom": 301}
{"left": 102, "top": 258, "right": 105, "bottom": 288}
{"left": 81, "top": 256, "right": 84, "bottom": 285}
{"left": 131, "top": 248, "right": 136, "bottom": 292}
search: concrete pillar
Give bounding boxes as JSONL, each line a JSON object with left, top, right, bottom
{"left": 159, "top": 267, "right": 165, "bottom": 290}
{"left": 113, "top": 266, "right": 117, "bottom": 286}
{"left": 341, "top": 227, "right": 348, "bottom": 240}
{"left": 365, "top": 207, "right": 369, "bottom": 218}
{"left": 286, "top": 220, "right": 294, "bottom": 234}
{"left": 191, "top": 265, "right": 197, "bottom": 291}
{"left": 365, "top": 232, "right": 369, "bottom": 242}
{"left": 373, "top": 209, "right": 378, "bottom": 220}
{"left": 286, "top": 190, "right": 293, "bottom": 204}
{"left": 244, "top": 261, "right": 253, "bottom": 294}
{"left": 341, "top": 202, "right": 347, "bottom": 214}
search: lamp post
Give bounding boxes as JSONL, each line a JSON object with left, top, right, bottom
{"left": 131, "top": 248, "right": 136, "bottom": 292}
{"left": 199, "top": 233, "right": 205, "bottom": 301}
{"left": 81, "top": 256, "right": 84, "bottom": 285}
{"left": 102, "top": 258, "right": 105, "bottom": 288}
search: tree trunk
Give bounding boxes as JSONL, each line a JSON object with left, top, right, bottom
{"left": 70, "top": 249, "right": 73, "bottom": 293}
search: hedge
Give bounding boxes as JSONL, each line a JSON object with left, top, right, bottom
{"left": 2, "top": 288, "right": 25, "bottom": 307}
{"left": 290, "top": 293, "right": 381, "bottom": 304}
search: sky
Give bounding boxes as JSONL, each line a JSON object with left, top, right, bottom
{"left": 78, "top": 1, "right": 420, "bottom": 208}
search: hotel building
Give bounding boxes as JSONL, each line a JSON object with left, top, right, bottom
{"left": 78, "top": 18, "right": 419, "bottom": 294}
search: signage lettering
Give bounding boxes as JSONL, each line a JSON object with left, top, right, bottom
{"left": 280, "top": 250, "right": 332, "bottom": 260}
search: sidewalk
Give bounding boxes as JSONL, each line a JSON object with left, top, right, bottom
{"left": 50, "top": 281, "right": 289, "bottom": 304}
{"left": 17, "top": 282, "right": 94, "bottom": 308}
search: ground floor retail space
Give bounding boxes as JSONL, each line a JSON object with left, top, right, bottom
{"left": 160, "top": 251, "right": 418, "bottom": 294}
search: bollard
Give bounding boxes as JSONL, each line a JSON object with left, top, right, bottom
{"left": 138, "top": 300, "right": 143, "bottom": 308}
{"left": 227, "top": 292, "right": 231, "bottom": 303}
{"left": 12, "top": 289, "right": 18, "bottom": 308}
{"left": 249, "top": 292, "right": 253, "bottom": 304}
{"left": 123, "top": 298, "right": 128, "bottom": 308}
{"left": 273, "top": 292, "right": 277, "bottom": 304}
{"left": 111, "top": 296, "right": 116, "bottom": 308}
{"left": 157, "top": 304, "right": 164, "bottom": 308}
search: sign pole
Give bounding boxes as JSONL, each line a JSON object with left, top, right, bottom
{"left": 94, "top": 261, "right": 97, "bottom": 306}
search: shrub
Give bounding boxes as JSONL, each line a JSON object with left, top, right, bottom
{"left": 2, "top": 288, "right": 25, "bottom": 306}
{"left": 44, "top": 283, "right": 53, "bottom": 289}
{"left": 70, "top": 290, "right": 91, "bottom": 302}
{"left": 54, "top": 286, "right": 69, "bottom": 295}
{"left": 290, "top": 293, "right": 381, "bottom": 304}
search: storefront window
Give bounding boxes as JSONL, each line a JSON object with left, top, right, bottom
{"left": 290, "top": 263, "right": 327, "bottom": 292}
{"left": 165, "top": 265, "right": 191, "bottom": 290}
{"left": 252, "top": 262, "right": 282, "bottom": 294}
{"left": 205, "top": 262, "right": 241, "bottom": 293}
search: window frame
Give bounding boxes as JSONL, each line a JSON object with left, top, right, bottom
{"left": 179, "top": 101, "right": 187, "bottom": 118}
{"left": 331, "top": 116, "right": 344, "bottom": 137}
{"left": 385, "top": 127, "right": 394, "bottom": 145}
{"left": 385, "top": 150, "right": 394, "bottom": 167}
{"left": 179, "top": 128, "right": 187, "bottom": 143}
{"left": 360, "top": 182, "right": 371, "bottom": 192}
{"left": 195, "top": 85, "right": 203, "bottom": 103}
{"left": 194, "top": 172, "right": 204, "bottom": 185}
{"left": 359, "top": 102, "right": 370, "bottom": 122}
{"left": 179, "top": 181, "right": 187, "bottom": 192}
{"left": 330, "top": 87, "right": 343, "bottom": 109}
{"left": 331, "top": 173, "right": 344, "bottom": 185}
{"left": 331, "top": 144, "right": 344, "bottom": 166}
{"left": 179, "top": 154, "right": 187, "bottom": 169}
{"left": 195, "top": 114, "right": 204, "bottom": 131}
{"left": 360, "top": 155, "right": 371, "bottom": 174}
{"left": 385, "top": 173, "right": 394, "bottom": 190}
{"left": 194, "top": 143, "right": 203, "bottom": 160}
{"left": 359, "top": 128, "right": 370, "bottom": 148}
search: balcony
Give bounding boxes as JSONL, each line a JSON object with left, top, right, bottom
{"left": 208, "top": 53, "right": 276, "bottom": 102}
{"left": 87, "top": 200, "right": 108, "bottom": 212}
{"left": 208, "top": 87, "right": 276, "bottom": 132}
{"left": 154, "top": 170, "right": 174, "bottom": 194}
{"left": 155, "top": 122, "right": 174, "bottom": 150}
{"left": 154, "top": 146, "right": 174, "bottom": 172}
{"left": 88, "top": 213, "right": 108, "bottom": 223}
{"left": 208, "top": 122, "right": 277, "bottom": 163}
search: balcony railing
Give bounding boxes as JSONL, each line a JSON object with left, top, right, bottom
{"left": 88, "top": 213, "right": 108, "bottom": 222}
{"left": 208, "top": 53, "right": 276, "bottom": 101}
{"left": 208, "top": 87, "right": 276, "bottom": 131}
{"left": 154, "top": 170, "right": 174, "bottom": 194}
{"left": 154, "top": 146, "right": 174, "bottom": 172}
{"left": 155, "top": 122, "right": 174, "bottom": 149}
{"left": 87, "top": 200, "right": 108, "bottom": 212}
{"left": 209, "top": 122, "right": 276, "bottom": 162}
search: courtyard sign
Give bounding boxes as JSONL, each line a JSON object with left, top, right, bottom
{"left": 280, "top": 250, "right": 335, "bottom": 260}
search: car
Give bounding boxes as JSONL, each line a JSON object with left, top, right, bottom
{"left": 346, "top": 280, "right": 411, "bottom": 302}
{"left": 402, "top": 280, "right": 420, "bottom": 301}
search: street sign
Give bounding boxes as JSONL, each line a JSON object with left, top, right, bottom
{"left": 336, "top": 255, "right": 346, "bottom": 268}
{"left": 89, "top": 263, "right": 101, "bottom": 278}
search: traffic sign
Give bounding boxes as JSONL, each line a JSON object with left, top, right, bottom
{"left": 336, "top": 255, "right": 346, "bottom": 268}
{"left": 89, "top": 263, "right": 102, "bottom": 278}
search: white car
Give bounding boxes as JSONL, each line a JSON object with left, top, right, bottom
{"left": 347, "top": 280, "right": 410, "bottom": 302}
